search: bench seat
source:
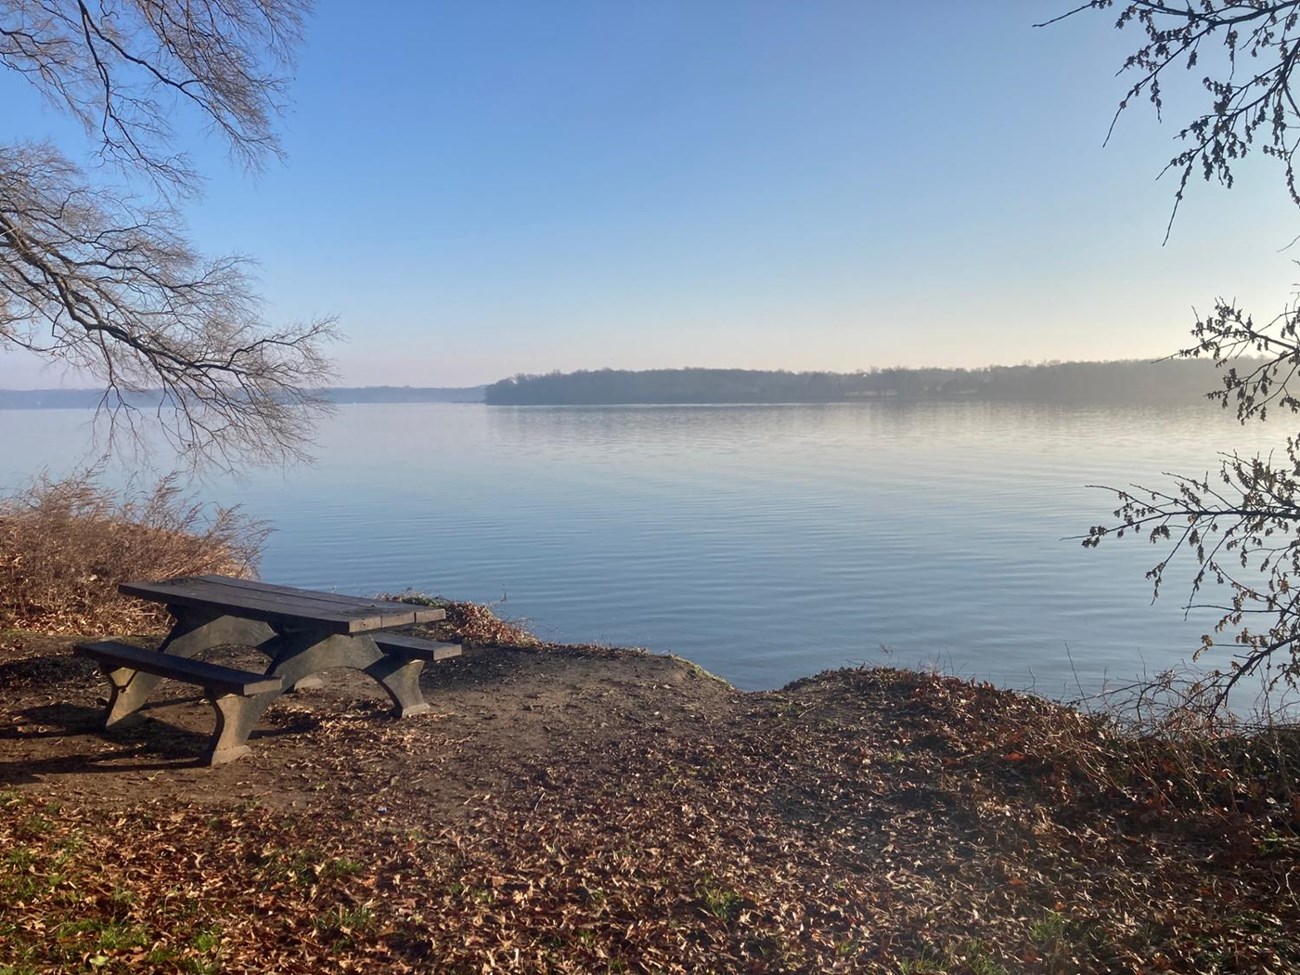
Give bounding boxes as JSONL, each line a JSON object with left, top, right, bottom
{"left": 372, "top": 632, "right": 463, "bottom": 661}
{"left": 75, "top": 640, "right": 284, "bottom": 766}
{"left": 75, "top": 640, "right": 283, "bottom": 694}
{"left": 354, "top": 632, "right": 463, "bottom": 718}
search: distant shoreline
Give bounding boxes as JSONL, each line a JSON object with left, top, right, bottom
{"left": 0, "top": 386, "right": 488, "bottom": 411}
{"left": 0, "top": 358, "right": 1252, "bottom": 410}
{"left": 482, "top": 360, "right": 1243, "bottom": 406}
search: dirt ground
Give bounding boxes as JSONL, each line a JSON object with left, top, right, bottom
{"left": 4, "top": 629, "right": 1300, "bottom": 972}
{"left": 0, "top": 632, "right": 738, "bottom": 813}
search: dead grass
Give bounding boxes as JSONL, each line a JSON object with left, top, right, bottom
{"left": 1049, "top": 670, "right": 1300, "bottom": 868}
{"left": 0, "top": 470, "right": 266, "bottom": 634}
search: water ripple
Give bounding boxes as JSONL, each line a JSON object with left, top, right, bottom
{"left": 0, "top": 400, "right": 1276, "bottom": 694}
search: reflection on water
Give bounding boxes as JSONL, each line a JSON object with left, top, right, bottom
{"left": 0, "top": 400, "right": 1283, "bottom": 694}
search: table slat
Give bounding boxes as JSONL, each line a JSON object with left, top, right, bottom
{"left": 193, "top": 576, "right": 445, "bottom": 624}
{"left": 120, "top": 576, "right": 445, "bottom": 634}
{"left": 187, "top": 575, "right": 444, "bottom": 620}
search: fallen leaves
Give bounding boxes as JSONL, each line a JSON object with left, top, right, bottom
{"left": 4, "top": 642, "right": 1300, "bottom": 972}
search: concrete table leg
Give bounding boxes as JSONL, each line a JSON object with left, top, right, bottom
{"left": 262, "top": 631, "right": 432, "bottom": 717}
{"left": 102, "top": 665, "right": 161, "bottom": 728}
{"left": 160, "top": 610, "right": 275, "bottom": 658}
{"left": 263, "top": 631, "right": 384, "bottom": 685}
{"left": 204, "top": 689, "right": 280, "bottom": 766}
{"left": 99, "top": 610, "right": 280, "bottom": 724}
{"left": 365, "top": 655, "right": 431, "bottom": 717}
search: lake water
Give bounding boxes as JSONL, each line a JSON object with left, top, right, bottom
{"left": 0, "top": 400, "right": 1284, "bottom": 696}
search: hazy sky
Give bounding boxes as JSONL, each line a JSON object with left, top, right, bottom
{"left": 4, "top": 0, "right": 1299, "bottom": 388}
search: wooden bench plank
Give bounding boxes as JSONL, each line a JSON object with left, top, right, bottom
{"left": 120, "top": 577, "right": 444, "bottom": 634}
{"left": 74, "top": 640, "right": 283, "bottom": 696}
{"left": 372, "top": 633, "right": 463, "bottom": 661}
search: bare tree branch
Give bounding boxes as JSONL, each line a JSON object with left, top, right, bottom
{"left": 0, "top": 142, "right": 336, "bottom": 466}
{"left": 0, "top": 0, "right": 336, "bottom": 469}
{"left": 1, "top": 0, "right": 307, "bottom": 188}
{"left": 1050, "top": 2, "right": 1300, "bottom": 704}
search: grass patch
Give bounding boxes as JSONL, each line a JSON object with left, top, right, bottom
{"left": 321, "top": 856, "right": 365, "bottom": 878}
{"left": 57, "top": 917, "right": 152, "bottom": 951}
{"left": 314, "top": 904, "right": 374, "bottom": 943}
{"left": 696, "top": 880, "right": 745, "bottom": 921}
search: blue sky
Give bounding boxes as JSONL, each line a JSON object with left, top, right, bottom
{"left": 4, "top": 0, "right": 1298, "bottom": 387}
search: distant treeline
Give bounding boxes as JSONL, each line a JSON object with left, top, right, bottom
{"left": 483, "top": 361, "right": 1249, "bottom": 406}
{"left": 0, "top": 386, "right": 486, "bottom": 410}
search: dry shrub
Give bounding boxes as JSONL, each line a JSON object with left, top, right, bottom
{"left": 379, "top": 591, "right": 542, "bottom": 648}
{"left": 439, "top": 600, "right": 542, "bottom": 647}
{"left": 998, "top": 668, "right": 1300, "bottom": 857}
{"left": 0, "top": 470, "right": 267, "bottom": 634}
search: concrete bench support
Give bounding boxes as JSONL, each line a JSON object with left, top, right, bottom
{"left": 371, "top": 632, "right": 463, "bottom": 717}
{"left": 75, "top": 640, "right": 284, "bottom": 766}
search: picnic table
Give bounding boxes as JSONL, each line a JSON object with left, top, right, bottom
{"left": 74, "top": 575, "right": 462, "bottom": 765}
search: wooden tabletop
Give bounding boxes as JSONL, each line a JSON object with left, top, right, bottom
{"left": 119, "top": 575, "right": 447, "bottom": 635}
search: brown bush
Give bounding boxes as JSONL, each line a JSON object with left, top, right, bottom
{"left": 0, "top": 471, "right": 267, "bottom": 634}
{"left": 379, "top": 591, "right": 543, "bottom": 648}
